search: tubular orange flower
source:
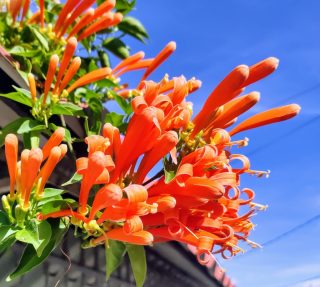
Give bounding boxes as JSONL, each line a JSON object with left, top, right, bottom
{"left": 57, "top": 0, "right": 96, "bottom": 38}
{"left": 36, "top": 146, "right": 62, "bottom": 197}
{"left": 77, "top": 12, "right": 114, "bottom": 41}
{"left": 5, "top": 134, "right": 18, "bottom": 198}
{"left": 141, "top": 41, "right": 177, "bottom": 82}
{"left": 66, "top": 67, "right": 112, "bottom": 94}
{"left": 57, "top": 57, "right": 81, "bottom": 94}
{"left": 8, "top": 0, "right": 23, "bottom": 23}
{"left": 23, "top": 148, "right": 43, "bottom": 208}
{"left": 67, "top": 8, "right": 95, "bottom": 39}
{"left": 90, "top": 0, "right": 116, "bottom": 21}
{"left": 79, "top": 151, "right": 108, "bottom": 214}
{"left": 53, "top": 37, "right": 78, "bottom": 94}
{"left": 242, "top": 57, "right": 279, "bottom": 87}
{"left": 28, "top": 73, "right": 37, "bottom": 102}
{"left": 20, "top": 149, "right": 30, "bottom": 199}
{"left": 41, "top": 127, "right": 65, "bottom": 160}
{"left": 77, "top": 13, "right": 123, "bottom": 42}
{"left": 113, "top": 51, "right": 145, "bottom": 73}
{"left": 95, "top": 228, "right": 154, "bottom": 246}
{"left": 192, "top": 65, "right": 250, "bottom": 136}
{"left": 123, "top": 216, "right": 144, "bottom": 234}
{"left": 112, "top": 107, "right": 162, "bottom": 179}
{"left": 88, "top": 184, "right": 123, "bottom": 220}
{"left": 135, "top": 131, "right": 179, "bottom": 184}
{"left": 229, "top": 104, "right": 301, "bottom": 136}
{"left": 206, "top": 92, "right": 260, "bottom": 130}
{"left": 54, "top": 0, "right": 79, "bottom": 33}
{"left": 39, "top": 0, "right": 45, "bottom": 27}
{"left": 44, "top": 54, "right": 59, "bottom": 102}
{"left": 20, "top": 0, "right": 30, "bottom": 24}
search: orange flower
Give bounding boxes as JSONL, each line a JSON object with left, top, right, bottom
{"left": 5, "top": 134, "right": 18, "bottom": 198}
{"left": 229, "top": 104, "right": 301, "bottom": 136}
{"left": 43, "top": 54, "right": 59, "bottom": 103}
{"left": 53, "top": 37, "right": 78, "bottom": 94}
{"left": 5, "top": 131, "right": 68, "bottom": 209}
{"left": 78, "top": 151, "right": 109, "bottom": 214}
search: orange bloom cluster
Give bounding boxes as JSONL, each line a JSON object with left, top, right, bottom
{"left": 41, "top": 42, "right": 300, "bottom": 264}
{"left": 8, "top": 0, "right": 122, "bottom": 41}
{"left": 4, "top": 128, "right": 67, "bottom": 209}
{"left": 27, "top": 37, "right": 112, "bottom": 105}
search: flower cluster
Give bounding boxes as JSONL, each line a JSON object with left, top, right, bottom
{"left": 7, "top": 0, "right": 122, "bottom": 41}
{"left": 2, "top": 128, "right": 67, "bottom": 225}
{"left": 39, "top": 42, "right": 300, "bottom": 265}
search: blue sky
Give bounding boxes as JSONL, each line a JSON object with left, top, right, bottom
{"left": 118, "top": 1, "right": 320, "bottom": 286}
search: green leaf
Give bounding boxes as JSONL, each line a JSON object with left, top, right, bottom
{"left": 41, "top": 199, "right": 76, "bottom": 215}
{"left": 30, "top": 27, "right": 49, "bottom": 51}
{"left": 0, "top": 211, "right": 10, "bottom": 227}
{"left": 42, "top": 188, "right": 64, "bottom": 199}
{"left": 61, "top": 172, "right": 82, "bottom": 186}
{"left": 9, "top": 46, "right": 40, "bottom": 57}
{"left": 36, "top": 221, "right": 52, "bottom": 257}
{"left": 0, "top": 225, "right": 17, "bottom": 256}
{"left": 0, "top": 91, "right": 32, "bottom": 107}
{"left": 103, "top": 38, "right": 130, "bottom": 59}
{"left": 98, "top": 50, "right": 110, "bottom": 67}
{"left": 115, "top": 0, "right": 136, "bottom": 14}
{"left": 51, "top": 102, "right": 85, "bottom": 117}
{"left": 164, "top": 169, "right": 176, "bottom": 183}
{"left": 16, "top": 119, "right": 46, "bottom": 134}
{"left": 105, "top": 112, "right": 125, "bottom": 127}
{"left": 126, "top": 244, "right": 147, "bottom": 287}
{"left": 0, "top": 236, "right": 15, "bottom": 255}
{"left": 105, "top": 240, "right": 126, "bottom": 280}
{"left": 111, "top": 91, "right": 132, "bottom": 115}
{"left": 16, "top": 221, "right": 52, "bottom": 257}
{"left": 88, "top": 97, "right": 103, "bottom": 114}
{"left": 0, "top": 117, "right": 43, "bottom": 147}
{"left": 0, "top": 226, "right": 17, "bottom": 243}
{"left": 7, "top": 219, "right": 68, "bottom": 281}
{"left": 119, "top": 17, "right": 148, "bottom": 43}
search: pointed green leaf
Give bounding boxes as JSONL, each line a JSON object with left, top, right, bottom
{"left": 16, "top": 119, "right": 46, "bottom": 134}
{"left": 61, "top": 172, "right": 82, "bottom": 186}
{"left": 105, "top": 112, "right": 125, "bottom": 127}
{"left": 126, "top": 244, "right": 147, "bottom": 287}
{"left": 105, "top": 240, "right": 126, "bottom": 280}
{"left": 42, "top": 188, "right": 65, "bottom": 199}
{"left": 51, "top": 102, "right": 85, "bottom": 117}
{"left": 30, "top": 27, "right": 49, "bottom": 51}
{"left": 111, "top": 91, "right": 132, "bottom": 115}
{"left": 0, "top": 117, "right": 35, "bottom": 147}
{"left": 118, "top": 17, "right": 148, "bottom": 43}
{"left": 103, "top": 38, "right": 130, "bottom": 59}
{"left": 9, "top": 46, "right": 40, "bottom": 57}
{"left": 7, "top": 219, "right": 68, "bottom": 281}
{"left": 0, "top": 91, "right": 32, "bottom": 107}
{"left": 41, "top": 199, "right": 77, "bottom": 215}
